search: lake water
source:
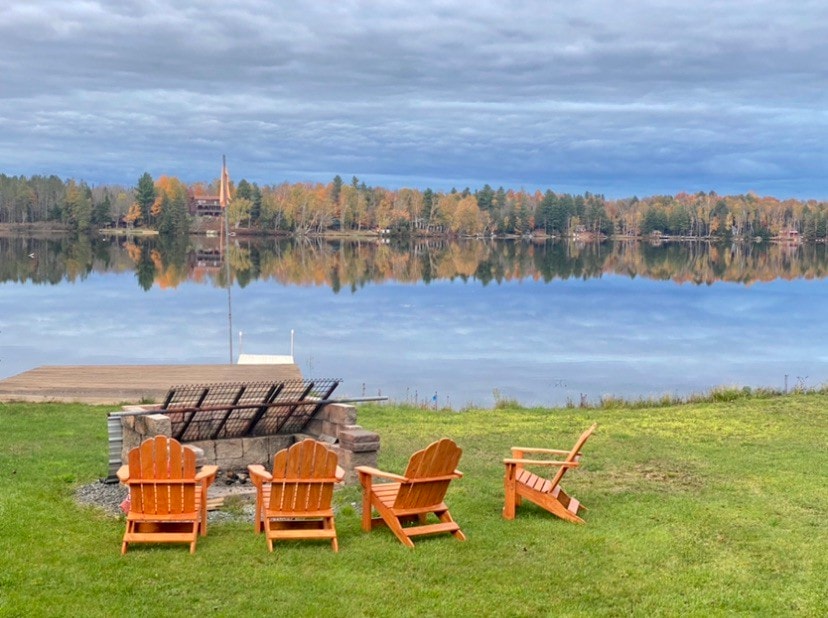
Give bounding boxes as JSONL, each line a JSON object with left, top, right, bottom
{"left": 1, "top": 235, "right": 826, "bottom": 407}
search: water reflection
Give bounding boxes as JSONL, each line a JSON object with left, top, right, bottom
{"left": 1, "top": 233, "right": 827, "bottom": 407}
{"left": 2, "top": 234, "right": 827, "bottom": 289}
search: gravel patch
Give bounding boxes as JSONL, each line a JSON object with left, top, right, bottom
{"left": 74, "top": 480, "right": 128, "bottom": 517}
{"left": 74, "top": 476, "right": 257, "bottom": 524}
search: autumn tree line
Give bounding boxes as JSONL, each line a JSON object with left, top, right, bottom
{"left": 2, "top": 172, "right": 827, "bottom": 241}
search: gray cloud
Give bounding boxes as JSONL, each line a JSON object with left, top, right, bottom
{"left": 1, "top": 0, "right": 826, "bottom": 197}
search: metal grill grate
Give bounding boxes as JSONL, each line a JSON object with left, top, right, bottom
{"left": 160, "top": 379, "right": 340, "bottom": 441}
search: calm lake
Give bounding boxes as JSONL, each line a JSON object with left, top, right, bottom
{"left": 1, "top": 234, "right": 826, "bottom": 407}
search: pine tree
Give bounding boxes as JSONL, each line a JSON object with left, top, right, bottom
{"left": 134, "top": 173, "right": 156, "bottom": 226}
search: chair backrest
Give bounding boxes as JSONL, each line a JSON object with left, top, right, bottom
{"left": 127, "top": 435, "right": 198, "bottom": 516}
{"left": 268, "top": 439, "right": 339, "bottom": 512}
{"left": 394, "top": 438, "right": 462, "bottom": 510}
{"left": 549, "top": 423, "right": 597, "bottom": 490}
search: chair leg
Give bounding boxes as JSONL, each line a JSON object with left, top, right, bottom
{"left": 121, "top": 521, "right": 134, "bottom": 555}
{"left": 359, "top": 476, "right": 374, "bottom": 532}
{"left": 326, "top": 516, "right": 339, "bottom": 553}
{"left": 387, "top": 516, "right": 416, "bottom": 548}
{"left": 366, "top": 492, "right": 416, "bottom": 547}
{"left": 189, "top": 524, "right": 198, "bottom": 554}
{"left": 266, "top": 528, "right": 275, "bottom": 552}
{"left": 253, "top": 490, "right": 264, "bottom": 534}
{"left": 503, "top": 470, "right": 517, "bottom": 520}
{"left": 199, "top": 485, "right": 209, "bottom": 536}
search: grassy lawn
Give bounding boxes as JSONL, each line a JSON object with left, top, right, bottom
{"left": 0, "top": 395, "right": 825, "bottom": 616}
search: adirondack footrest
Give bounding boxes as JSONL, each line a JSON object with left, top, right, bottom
{"left": 124, "top": 531, "right": 196, "bottom": 544}
{"left": 266, "top": 517, "right": 332, "bottom": 530}
{"left": 265, "top": 509, "right": 335, "bottom": 519}
{"left": 404, "top": 522, "right": 460, "bottom": 537}
{"left": 268, "top": 528, "right": 336, "bottom": 540}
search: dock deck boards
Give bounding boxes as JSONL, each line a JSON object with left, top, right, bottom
{"left": 0, "top": 364, "right": 303, "bottom": 405}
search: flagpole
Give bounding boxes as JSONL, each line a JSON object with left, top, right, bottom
{"left": 221, "top": 155, "right": 234, "bottom": 364}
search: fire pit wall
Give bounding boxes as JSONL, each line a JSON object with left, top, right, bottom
{"left": 118, "top": 403, "right": 379, "bottom": 484}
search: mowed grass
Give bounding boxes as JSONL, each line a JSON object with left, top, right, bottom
{"left": 0, "top": 395, "right": 825, "bottom": 617}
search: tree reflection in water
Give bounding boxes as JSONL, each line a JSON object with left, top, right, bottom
{"left": 1, "top": 234, "right": 826, "bottom": 289}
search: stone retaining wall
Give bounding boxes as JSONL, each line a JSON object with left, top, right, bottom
{"left": 117, "top": 402, "right": 379, "bottom": 484}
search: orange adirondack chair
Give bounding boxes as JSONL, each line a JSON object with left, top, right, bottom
{"left": 247, "top": 439, "right": 345, "bottom": 552}
{"left": 503, "top": 423, "right": 597, "bottom": 523}
{"left": 117, "top": 435, "right": 218, "bottom": 554}
{"left": 356, "top": 438, "right": 466, "bottom": 547}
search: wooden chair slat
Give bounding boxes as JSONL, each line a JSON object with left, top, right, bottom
{"left": 167, "top": 438, "right": 184, "bottom": 515}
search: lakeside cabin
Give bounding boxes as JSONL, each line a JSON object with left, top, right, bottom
{"left": 188, "top": 193, "right": 222, "bottom": 217}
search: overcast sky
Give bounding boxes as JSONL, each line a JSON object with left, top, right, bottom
{"left": 1, "top": 1, "right": 826, "bottom": 198}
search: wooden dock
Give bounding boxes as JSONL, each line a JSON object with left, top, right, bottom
{"left": 0, "top": 364, "right": 303, "bottom": 405}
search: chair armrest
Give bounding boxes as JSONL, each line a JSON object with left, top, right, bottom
{"left": 503, "top": 459, "right": 579, "bottom": 467}
{"left": 196, "top": 465, "right": 219, "bottom": 486}
{"left": 511, "top": 447, "right": 572, "bottom": 456}
{"left": 354, "top": 466, "right": 408, "bottom": 482}
{"left": 335, "top": 466, "right": 346, "bottom": 482}
{"left": 116, "top": 465, "right": 129, "bottom": 483}
{"left": 454, "top": 469, "right": 463, "bottom": 479}
{"left": 247, "top": 464, "right": 272, "bottom": 486}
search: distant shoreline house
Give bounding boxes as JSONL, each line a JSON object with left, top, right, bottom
{"left": 189, "top": 157, "right": 231, "bottom": 218}
{"left": 188, "top": 192, "right": 222, "bottom": 217}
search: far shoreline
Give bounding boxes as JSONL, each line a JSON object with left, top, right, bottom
{"left": 0, "top": 221, "right": 817, "bottom": 244}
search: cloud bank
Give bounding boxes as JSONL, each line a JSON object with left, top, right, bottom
{"left": 1, "top": 1, "right": 826, "bottom": 197}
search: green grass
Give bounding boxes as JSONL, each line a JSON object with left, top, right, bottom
{"left": 1, "top": 396, "right": 826, "bottom": 617}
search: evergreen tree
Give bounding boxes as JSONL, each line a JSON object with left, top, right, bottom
{"left": 331, "top": 175, "right": 343, "bottom": 206}
{"left": 537, "top": 190, "right": 557, "bottom": 232}
{"left": 476, "top": 184, "right": 494, "bottom": 211}
{"left": 250, "top": 183, "right": 262, "bottom": 225}
{"left": 92, "top": 192, "right": 112, "bottom": 226}
{"left": 134, "top": 172, "right": 156, "bottom": 226}
{"left": 494, "top": 187, "right": 506, "bottom": 210}
{"left": 422, "top": 188, "right": 435, "bottom": 224}
{"left": 136, "top": 243, "right": 156, "bottom": 290}
{"left": 235, "top": 178, "right": 253, "bottom": 201}
{"left": 63, "top": 181, "right": 93, "bottom": 231}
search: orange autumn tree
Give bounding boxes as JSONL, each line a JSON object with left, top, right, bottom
{"left": 152, "top": 176, "right": 190, "bottom": 234}
{"left": 451, "top": 194, "right": 485, "bottom": 235}
{"left": 124, "top": 202, "right": 142, "bottom": 227}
